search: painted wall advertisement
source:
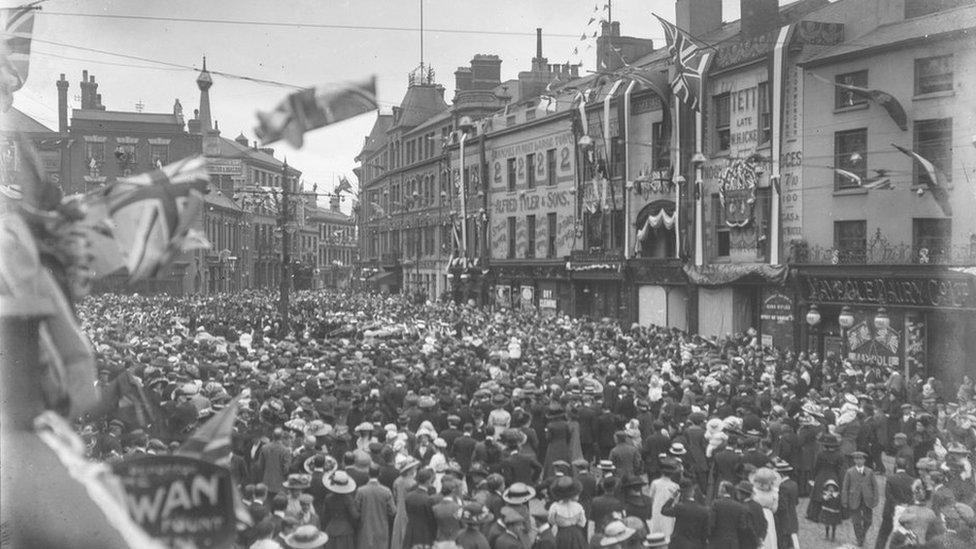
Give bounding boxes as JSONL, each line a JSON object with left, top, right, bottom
{"left": 760, "top": 290, "right": 794, "bottom": 349}
{"left": 779, "top": 65, "right": 804, "bottom": 254}
{"left": 113, "top": 455, "right": 235, "bottom": 548}
{"left": 489, "top": 130, "right": 577, "bottom": 261}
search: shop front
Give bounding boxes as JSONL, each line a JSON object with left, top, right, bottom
{"left": 798, "top": 266, "right": 976, "bottom": 384}
{"left": 684, "top": 263, "right": 789, "bottom": 340}
{"left": 627, "top": 258, "right": 688, "bottom": 330}
{"left": 492, "top": 261, "right": 571, "bottom": 315}
{"left": 567, "top": 250, "right": 626, "bottom": 321}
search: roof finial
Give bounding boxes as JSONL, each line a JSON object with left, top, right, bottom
{"left": 202, "top": 55, "right": 207, "bottom": 71}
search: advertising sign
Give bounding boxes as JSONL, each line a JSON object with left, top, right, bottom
{"left": 847, "top": 319, "right": 901, "bottom": 367}
{"left": 539, "top": 287, "right": 557, "bottom": 310}
{"left": 520, "top": 285, "right": 535, "bottom": 310}
{"left": 759, "top": 290, "right": 794, "bottom": 350}
{"left": 495, "top": 285, "right": 511, "bottom": 308}
{"left": 113, "top": 455, "right": 235, "bottom": 549}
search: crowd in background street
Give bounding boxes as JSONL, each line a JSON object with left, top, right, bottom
{"left": 76, "top": 290, "right": 976, "bottom": 549}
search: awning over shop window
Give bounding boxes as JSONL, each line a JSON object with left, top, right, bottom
{"left": 684, "top": 263, "right": 788, "bottom": 286}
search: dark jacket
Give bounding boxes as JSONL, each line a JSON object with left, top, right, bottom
{"left": 709, "top": 496, "right": 751, "bottom": 549}
{"left": 661, "top": 496, "right": 710, "bottom": 549}
{"left": 500, "top": 451, "right": 543, "bottom": 485}
{"left": 774, "top": 479, "right": 800, "bottom": 537}
{"left": 403, "top": 485, "right": 436, "bottom": 548}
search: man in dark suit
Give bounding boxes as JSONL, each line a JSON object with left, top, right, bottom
{"left": 577, "top": 395, "right": 599, "bottom": 461}
{"left": 709, "top": 481, "right": 755, "bottom": 549}
{"left": 451, "top": 423, "right": 477, "bottom": 474}
{"left": 874, "top": 457, "right": 915, "bottom": 549}
{"left": 499, "top": 432, "right": 543, "bottom": 485}
{"left": 403, "top": 468, "right": 437, "bottom": 548}
{"left": 841, "top": 451, "right": 878, "bottom": 546}
{"left": 642, "top": 421, "right": 672, "bottom": 479}
{"left": 773, "top": 460, "right": 799, "bottom": 549}
{"left": 738, "top": 481, "right": 766, "bottom": 549}
{"left": 661, "top": 478, "right": 710, "bottom": 548}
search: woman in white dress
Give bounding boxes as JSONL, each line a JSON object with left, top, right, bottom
{"left": 749, "top": 467, "right": 781, "bottom": 549}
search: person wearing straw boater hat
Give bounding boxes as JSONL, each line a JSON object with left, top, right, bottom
{"left": 282, "top": 524, "right": 329, "bottom": 549}
{"left": 320, "top": 470, "right": 357, "bottom": 549}
{"left": 501, "top": 481, "right": 538, "bottom": 546}
{"left": 597, "top": 519, "right": 636, "bottom": 548}
{"left": 281, "top": 473, "right": 311, "bottom": 520}
{"left": 771, "top": 458, "right": 800, "bottom": 549}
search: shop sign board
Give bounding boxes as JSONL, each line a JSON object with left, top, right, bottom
{"left": 760, "top": 290, "right": 794, "bottom": 349}
{"left": 804, "top": 275, "right": 975, "bottom": 309}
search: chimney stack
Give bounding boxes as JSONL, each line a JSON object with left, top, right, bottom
{"left": 675, "top": 0, "right": 723, "bottom": 39}
{"left": 79, "top": 70, "right": 89, "bottom": 109}
{"left": 536, "top": 28, "right": 543, "bottom": 60}
{"left": 56, "top": 74, "right": 69, "bottom": 133}
{"left": 740, "top": 0, "right": 780, "bottom": 37}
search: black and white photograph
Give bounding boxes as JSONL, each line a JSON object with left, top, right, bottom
{"left": 1, "top": 0, "right": 975, "bottom": 548}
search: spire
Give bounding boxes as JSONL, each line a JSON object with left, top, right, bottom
{"left": 196, "top": 56, "right": 213, "bottom": 134}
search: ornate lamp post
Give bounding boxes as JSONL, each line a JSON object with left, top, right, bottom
{"left": 838, "top": 305, "right": 855, "bottom": 358}
{"left": 806, "top": 304, "right": 821, "bottom": 355}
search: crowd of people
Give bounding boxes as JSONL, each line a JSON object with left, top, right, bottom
{"left": 75, "top": 290, "right": 976, "bottom": 549}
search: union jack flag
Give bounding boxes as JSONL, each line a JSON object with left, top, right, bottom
{"left": 0, "top": 3, "right": 38, "bottom": 111}
{"left": 654, "top": 14, "right": 713, "bottom": 111}
{"left": 86, "top": 156, "right": 211, "bottom": 281}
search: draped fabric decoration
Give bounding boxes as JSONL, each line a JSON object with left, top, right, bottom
{"left": 636, "top": 208, "right": 677, "bottom": 242}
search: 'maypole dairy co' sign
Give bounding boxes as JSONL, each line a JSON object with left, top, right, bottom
{"left": 114, "top": 455, "right": 235, "bottom": 548}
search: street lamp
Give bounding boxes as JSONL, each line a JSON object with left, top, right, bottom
{"left": 839, "top": 305, "right": 854, "bottom": 359}
{"left": 874, "top": 307, "right": 890, "bottom": 333}
{"left": 806, "top": 304, "right": 821, "bottom": 327}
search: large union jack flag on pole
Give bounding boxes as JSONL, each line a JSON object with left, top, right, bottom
{"left": 0, "top": 2, "right": 39, "bottom": 112}
{"left": 654, "top": 14, "right": 713, "bottom": 111}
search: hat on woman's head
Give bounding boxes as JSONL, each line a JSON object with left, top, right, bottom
{"left": 323, "top": 470, "right": 357, "bottom": 494}
{"left": 551, "top": 476, "right": 582, "bottom": 500}
{"left": 502, "top": 482, "right": 536, "bottom": 505}
{"left": 459, "top": 502, "right": 494, "bottom": 525}
{"left": 283, "top": 525, "right": 329, "bottom": 549}
{"left": 599, "top": 521, "right": 636, "bottom": 547}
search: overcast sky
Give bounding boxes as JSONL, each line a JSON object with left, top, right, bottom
{"left": 11, "top": 0, "right": 789, "bottom": 211}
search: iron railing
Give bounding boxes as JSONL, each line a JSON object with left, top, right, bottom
{"left": 791, "top": 232, "right": 976, "bottom": 266}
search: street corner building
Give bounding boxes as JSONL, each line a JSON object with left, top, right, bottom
{"left": 351, "top": 0, "right": 976, "bottom": 386}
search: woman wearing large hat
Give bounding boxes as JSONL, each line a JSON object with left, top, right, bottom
{"left": 282, "top": 524, "right": 329, "bottom": 549}
{"left": 543, "top": 402, "right": 572, "bottom": 479}
{"left": 456, "top": 502, "right": 493, "bottom": 549}
{"left": 320, "top": 471, "right": 357, "bottom": 549}
{"left": 806, "top": 433, "right": 846, "bottom": 523}
{"left": 548, "top": 476, "right": 588, "bottom": 549}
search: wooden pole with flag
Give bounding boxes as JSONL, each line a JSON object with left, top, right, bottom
{"left": 279, "top": 160, "right": 291, "bottom": 332}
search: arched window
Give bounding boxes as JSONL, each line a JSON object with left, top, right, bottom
{"left": 635, "top": 200, "right": 677, "bottom": 259}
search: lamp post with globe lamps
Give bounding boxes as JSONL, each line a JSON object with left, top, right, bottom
{"left": 806, "top": 304, "right": 821, "bottom": 355}
{"left": 838, "top": 305, "right": 855, "bottom": 359}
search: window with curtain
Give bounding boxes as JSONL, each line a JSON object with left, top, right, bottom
{"left": 834, "top": 220, "right": 867, "bottom": 263}
{"left": 834, "top": 128, "right": 868, "bottom": 189}
{"left": 914, "top": 118, "right": 952, "bottom": 186}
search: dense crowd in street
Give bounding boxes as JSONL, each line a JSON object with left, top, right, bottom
{"left": 76, "top": 290, "right": 976, "bottom": 549}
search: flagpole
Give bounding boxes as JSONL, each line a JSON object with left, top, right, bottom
{"left": 770, "top": 25, "right": 792, "bottom": 266}
{"left": 623, "top": 80, "right": 635, "bottom": 259}
{"left": 674, "top": 95, "right": 681, "bottom": 258}
{"left": 279, "top": 160, "right": 291, "bottom": 333}
{"left": 694, "top": 110, "right": 704, "bottom": 267}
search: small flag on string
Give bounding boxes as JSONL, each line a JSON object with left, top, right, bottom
{"left": 256, "top": 76, "right": 377, "bottom": 148}
{"left": 85, "top": 156, "right": 211, "bottom": 281}
{"left": 336, "top": 175, "right": 353, "bottom": 195}
{"left": 0, "top": 3, "right": 37, "bottom": 112}
{"left": 580, "top": 32, "right": 587, "bottom": 41}
{"left": 892, "top": 143, "right": 952, "bottom": 216}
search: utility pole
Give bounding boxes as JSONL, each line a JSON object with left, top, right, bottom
{"left": 279, "top": 159, "right": 291, "bottom": 332}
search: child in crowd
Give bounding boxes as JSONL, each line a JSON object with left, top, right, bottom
{"left": 820, "top": 479, "right": 843, "bottom": 541}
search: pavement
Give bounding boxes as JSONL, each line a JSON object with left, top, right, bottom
{"left": 797, "top": 465, "right": 889, "bottom": 549}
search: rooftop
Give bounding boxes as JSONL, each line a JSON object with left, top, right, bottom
{"left": 0, "top": 107, "right": 54, "bottom": 134}
{"left": 71, "top": 109, "right": 184, "bottom": 127}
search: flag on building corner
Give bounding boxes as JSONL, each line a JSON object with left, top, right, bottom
{"left": 336, "top": 175, "right": 353, "bottom": 195}
{"left": 0, "top": 3, "right": 37, "bottom": 112}
{"left": 653, "top": 14, "right": 713, "bottom": 111}
{"left": 85, "top": 156, "right": 211, "bottom": 281}
{"left": 892, "top": 143, "right": 952, "bottom": 216}
{"left": 812, "top": 73, "right": 908, "bottom": 131}
{"left": 256, "top": 76, "right": 377, "bottom": 148}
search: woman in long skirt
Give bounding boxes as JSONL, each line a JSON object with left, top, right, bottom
{"left": 390, "top": 458, "right": 418, "bottom": 549}
{"left": 548, "top": 477, "right": 588, "bottom": 549}
{"left": 806, "top": 434, "right": 845, "bottom": 522}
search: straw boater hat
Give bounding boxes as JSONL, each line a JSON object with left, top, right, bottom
{"left": 669, "top": 442, "right": 687, "bottom": 456}
{"left": 354, "top": 422, "right": 373, "bottom": 433}
{"left": 396, "top": 455, "right": 421, "bottom": 475}
{"left": 282, "top": 474, "right": 311, "bottom": 490}
{"left": 323, "top": 471, "right": 357, "bottom": 494}
{"left": 645, "top": 532, "right": 669, "bottom": 548}
{"left": 283, "top": 525, "right": 329, "bottom": 549}
{"left": 502, "top": 482, "right": 536, "bottom": 505}
{"left": 600, "top": 520, "right": 636, "bottom": 547}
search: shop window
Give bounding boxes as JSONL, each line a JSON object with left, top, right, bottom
{"left": 525, "top": 215, "right": 536, "bottom": 258}
{"left": 610, "top": 137, "right": 625, "bottom": 179}
{"left": 85, "top": 141, "right": 104, "bottom": 164}
{"left": 652, "top": 122, "right": 670, "bottom": 169}
{"left": 914, "top": 118, "right": 952, "bottom": 186}
{"left": 150, "top": 143, "right": 169, "bottom": 166}
{"left": 913, "top": 218, "right": 951, "bottom": 262}
{"left": 546, "top": 149, "right": 557, "bottom": 186}
{"left": 713, "top": 194, "right": 730, "bottom": 258}
{"left": 834, "top": 220, "right": 867, "bottom": 263}
{"left": 758, "top": 81, "right": 771, "bottom": 144}
{"left": 834, "top": 128, "right": 868, "bottom": 190}
{"left": 507, "top": 216, "right": 516, "bottom": 258}
{"left": 547, "top": 212, "right": 557, "bottom": 258}
{"left": 915, "top": 55, "right": 953, "bottom": 95}
{"left": 526, "top": 153, "right": 536, "bottom": 189}
{"left": 835, "top": 70, "right": 868, "bottom": 108}
{"left": 507, "top": 158, "right": 516, "bottom": 192}
{"left": 713, "top": 93, "right": 731, "bottom": 152}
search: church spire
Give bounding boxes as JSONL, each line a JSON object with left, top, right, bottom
{"left": 196, "top": 56, "right": 213, "bottom": 134}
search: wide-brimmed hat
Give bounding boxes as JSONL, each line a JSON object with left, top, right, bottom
{"left": 735, "top": 481, "right": 753, "bottom": 496}
{"left": 620, "top": 474, "right": 646, "bottom": 490}
{"left": 282, "top": 474, "right": 311, "bottom": 490}
{"left": 600, "top": 520, "right": 636, "bottom": 546}
{"left": 354, "top": 422, "right": 374, "bottom": 433}
{"left": 283, "top": 525, "right": 329, "bottom": 549}
{"left": 551, "top": 476, "right": 582, "bottom": 500}
{"left": 502, "top": 482, "right": 536, "bottom": 504}
{"left": 459, "top": 502, "right": 493, "bottom": 525}
{"left": 772, "top": 458, "right": 794, "bottom": 473}
{"left": 323, "top": 471, "right": 357, "bottom": 494}
{"left": 669, "top": 442, "right": 687, "bottom": 455}
{"left": 490, "top": 394, "right": 509, "bottom": 407}
{"left": 304, "top": 453, "right": 338, "bottom": 475}
{"left": 645, "top": 532, "right": 669, "bottom": 548}
{"left": 947, "top": 442, "right": 971, "bottom": 455}
{"left": 396, "top": 456, "right": 421, "bottom": 474}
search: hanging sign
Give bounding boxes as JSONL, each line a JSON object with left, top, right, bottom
{"left": 113, "top": 455, "right": 235, "bottom": 549}
{"left": 847, "top": 318, "right": 901, "bottom": 367}
{"left": 718, "top": 158, "right": 758, "bottom": 227}
{"left": 759, "top": 290, "right": 794, "bottom": 349}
